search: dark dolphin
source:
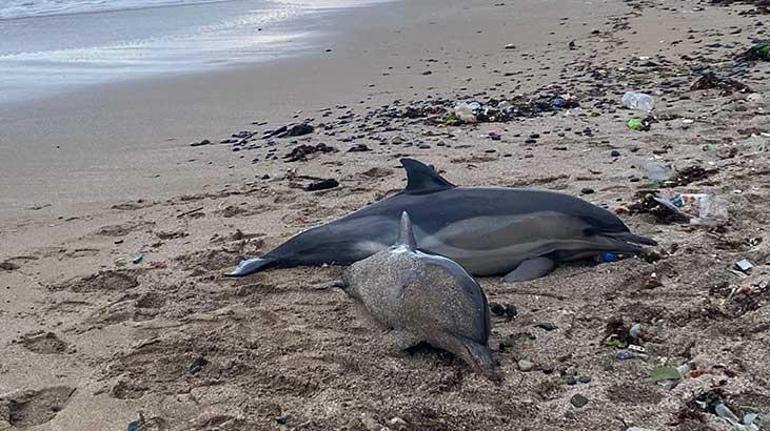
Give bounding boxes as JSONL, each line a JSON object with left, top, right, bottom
{"left": 227, "top": 158, "right": 655, "bottom": 281}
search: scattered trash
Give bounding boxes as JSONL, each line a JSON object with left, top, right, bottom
{"left": 747, "top": 134, "right": 768, "bottom": 153}
{"left": 640, "top": 161, "right": 674, "bottom": 183}
{"left": 622, "top": 92, "right": 655, "bottom": 114}
{"left": 734, "top": 259, "right": 755, "bottom": 274}
{"left": 131, "top": 254, "right": 143, "bottom": 264}
{"left": 452, "top": 102, "right": 480, "bottom": 124}
{"left": 616, "top": 349, "right": 647, "bottom": 360}
{"left": 284, "top": 143, "right": 338, "bottom": 162}
{"left": 630, "top": 192, "right": 729, "bottom": 225}
{"left": 692, "top": 391, "right": 764, "bottom": 431}
{"left": 741, "top": 42, "right": 770, "bottom": 61}
{"left": 304, "top": 178, "right": 339, "bottom": 192}
{"left": 600, "top": 251, "right": 617, "bottom": 263}
{"left": 691, "top": 72, "right": 753, "bottom": 95}
{"left": 650, "top": 363, "right": 690, "bottom": 389}
{"left": 627, "top": 117, "right": 652, "bottom": 131}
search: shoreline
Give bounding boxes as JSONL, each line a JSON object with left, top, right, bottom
{"left": 0, "top": 0, "right": 617, "bottom": 222}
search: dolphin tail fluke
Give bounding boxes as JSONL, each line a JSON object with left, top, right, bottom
{"left": 225, "top": 257, "right": 276, "bottom": 277}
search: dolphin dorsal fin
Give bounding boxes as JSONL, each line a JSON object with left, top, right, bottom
{"left": 395, "top": 211, "right": 417, "bottom": 250}
{"left": 400, "top": 158, "right": 455, "bottom": 195}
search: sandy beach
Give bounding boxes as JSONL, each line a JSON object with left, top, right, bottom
{"left": 1, "top": 0, "right": 769, "bottom": 429}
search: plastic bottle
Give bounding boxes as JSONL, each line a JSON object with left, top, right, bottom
{"left": 640, "top": 161, "right": 674, "bottom": 182}
{"left": 453, "top": 102, "right": 479, "bottom": 123}
{"left": 622, "top": 92, "right": 655, "bottom": 114}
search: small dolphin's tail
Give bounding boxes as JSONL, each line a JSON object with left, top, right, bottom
{"left": 460, "top": 338, "right": 503, "bottom": 384}
{"left": 225, "top": 257, "right": 277, "bottom": 277}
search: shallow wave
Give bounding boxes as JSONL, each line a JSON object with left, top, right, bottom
{"left": 0, "top": 0, "right": 238, "bottom": 20}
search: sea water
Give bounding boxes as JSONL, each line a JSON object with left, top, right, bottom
{"left": 0, "top": 0, "right": 386, "bottom": 102}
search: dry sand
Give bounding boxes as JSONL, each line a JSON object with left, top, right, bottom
{"left": 1, "top": 0, "right": 769, "bottom": 430}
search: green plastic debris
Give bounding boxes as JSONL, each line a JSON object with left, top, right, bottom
{"left": 627, "top": 117, "right": 643, "bottom": 130}
{"left": 650, "top": 366, "right": 682, "bottom": 382}
{"left": 744, "top": 42, "right": 770, "bottom": 61}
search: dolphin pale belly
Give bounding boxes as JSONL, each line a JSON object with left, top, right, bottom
{"left": 227, "top": 158, "right": 655, "bottom": 280}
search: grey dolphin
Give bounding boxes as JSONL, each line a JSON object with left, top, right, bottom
{"left": 339, "top": 211, "right": 498, "bottom": 380}
{"left": 227, "top": 158, "right": 655, "bottom": 281}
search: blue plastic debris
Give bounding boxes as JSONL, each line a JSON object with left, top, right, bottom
{"left": 551, "top": 96, "right": 568, "bottom": 109}
{"left": 131, "top": 254, "right": 144, "bottom": 264}
{"left": 601, "top": 251, "right": 617, "bottom": 263}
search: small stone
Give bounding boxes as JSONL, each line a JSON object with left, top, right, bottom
{"left": 580, "top": 188, "right": 595, "bottom": 195}
{"left": 0, "top": 261, "right": 19, "bottom": 271}
{"left": 611, "top": 150, "right": 621, "bottom": 157}
{"left": 565, "top": 375, "right": 577, "bottom": 385}
{"left": 518, "top": 359, "right": 536, "bottom": 372}
{"left": 190, "top": 139, "right": 211, "bottom": 147}
{"left": 348, "top": 143, "right": 370, "bottom": 152}
{"left": 578, "top": 375, "right": 592, "bottom": 384}
{"left": 570, "top": 394, "right": 589, "bottom": 408}
{"left": 489, "top": 302, "right": 506, "bottom": 316}
{"left": 504, "top": 44, "right": 516, "bottom": 49}
{"left": 275, "top": 414, "right": 288, "bottom": 425}
{"left": 541, "top": 364, "right": 555, "bottom": 374}
{"left": 536, "top": 322, "right": 558, "bottom": 331}
{"left": 304, "top": 179, "right": 339, "bottom": 192}
{"left": 189, "top": 355, "right": 208, "bottom": 374}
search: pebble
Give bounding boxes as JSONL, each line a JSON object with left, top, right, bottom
{"left": 536, "top": 322, "right": 558, "bottom": 331}
{"left": 570, "top": 394, "right": 589, "bottom": 408}
{"left": 578, "top": 375, "right": 592, "bottom": 384}
{"left": 580, "top": 188, "right": 595, "bottom": 195}
{"left": 275, "top": 415, "right": 288, "bottom": 425}
{"left": 611, "top": 150, "right": 620, "bottom": 157}
{"left": 304, "top": 179, "right": 339, "bottom": 192}
{"left": 565, "top": 375, "right": 577, "bottom": 385}
{"left": 518, "top": 359, "right": 536, "bottom": 372}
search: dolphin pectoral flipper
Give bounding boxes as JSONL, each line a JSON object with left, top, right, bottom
{"left": 387, "top": 329, "right": 421, "bottom": 352}
{"left": 502, "top": 257, "right": 555, "bottom": 282}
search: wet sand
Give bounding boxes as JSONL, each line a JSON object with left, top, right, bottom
{"left": 1, "top": 0, "right": 769, "bottom": 430}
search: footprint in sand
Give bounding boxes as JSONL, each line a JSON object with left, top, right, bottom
{"left": 17, "top": 332, "right": 68, "bottom": 354}
{"left": 96, "top": 220, "right": 154, "bottom": 237}
{"left": 52, "top": 270, "right": 141, "bottom": 293}
{"left": 0, "top": 386, "right": 76, "bottom": 428}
